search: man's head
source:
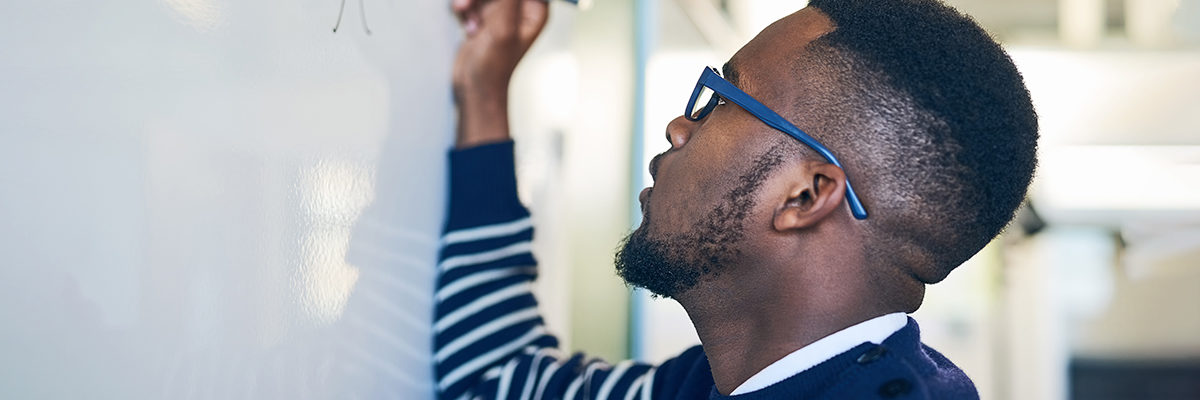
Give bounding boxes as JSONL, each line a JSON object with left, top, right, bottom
{"left": 617, "top": 0, "right": 1037, "bottom": 308}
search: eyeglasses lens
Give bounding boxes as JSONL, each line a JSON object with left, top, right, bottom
{"left": 689, "top": 85, "right": 718, "bottom": 119}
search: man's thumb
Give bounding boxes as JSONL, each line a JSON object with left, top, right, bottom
{"left": 518, "top": 0, "right": 549, "bottom": 48}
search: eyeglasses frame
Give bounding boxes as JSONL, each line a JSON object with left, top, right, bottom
{"left": 685, "top": 66, "right": 868, "bottom": 220}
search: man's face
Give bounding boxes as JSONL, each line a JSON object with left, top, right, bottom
{"left": 616, "top": 8, "right": 837, "bottom": 298}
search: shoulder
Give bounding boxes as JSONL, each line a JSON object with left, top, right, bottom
{"left": 912, "top": 343, "right": 978, "bottom": 400}
{"left": 647, "top": 345, "right": 715, "bottom": 400}
{"left": 830, "top": 319, "right": 979, "bottom": 400}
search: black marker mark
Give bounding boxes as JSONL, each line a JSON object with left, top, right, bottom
{"left": 333, "top": 0, "right": 371, "bottom": 35}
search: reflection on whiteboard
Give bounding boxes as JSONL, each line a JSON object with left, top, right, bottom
{"left": 0, "top": 0, "right": 456, "bottom": 398}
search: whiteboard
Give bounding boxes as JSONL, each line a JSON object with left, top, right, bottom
{"left": 0, "top": 0, "right": 455, "bottom": 398}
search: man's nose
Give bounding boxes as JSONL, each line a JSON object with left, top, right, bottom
{"left": 665, "top": 115, "right": 696, "bottom": 149}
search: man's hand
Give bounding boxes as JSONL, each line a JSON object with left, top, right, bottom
{"left": 452, "top": 0, "right": 549, "bottom": 148}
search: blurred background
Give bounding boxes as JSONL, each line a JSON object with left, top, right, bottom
{"left": 1, "top": 0, "right": 1198, "bottom": 399}
{"left": 511, "top": 1, "right": 1200, "bottom": 400}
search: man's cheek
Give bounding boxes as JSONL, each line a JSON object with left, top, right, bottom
{"left": 649, "top": 187, "right": 698, "bottom": 235}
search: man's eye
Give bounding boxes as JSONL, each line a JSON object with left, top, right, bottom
{"left": 716, "top": 97, "right": 726, "bottom": 105}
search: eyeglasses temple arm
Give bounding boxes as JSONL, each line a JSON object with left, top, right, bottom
{"left": 701, "top": 69, "right": 869, "bottom": 219}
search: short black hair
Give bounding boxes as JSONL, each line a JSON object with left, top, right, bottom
{"left": 799, "top": 0, "right": 1038, "bottom": 282}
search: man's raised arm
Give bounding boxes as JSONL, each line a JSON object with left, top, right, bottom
{"left": 433, "top": 1, "right": 708, "bottom": 399}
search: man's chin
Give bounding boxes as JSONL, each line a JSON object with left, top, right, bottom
{"left": 613, "top": 228, "right": 699, "bottom": 299}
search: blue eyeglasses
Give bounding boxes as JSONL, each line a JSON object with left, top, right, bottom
{"left": 686, "top": 66, "right": 868, "bottom": 220}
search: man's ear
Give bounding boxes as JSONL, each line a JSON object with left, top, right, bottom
{"left": 772, "top": 162, "right": 848, "bottom": 231}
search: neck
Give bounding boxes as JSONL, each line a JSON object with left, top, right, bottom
{"left": 676, "top": 262, "right": 894, "bottom": 395}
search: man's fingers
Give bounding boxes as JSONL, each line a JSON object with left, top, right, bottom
{"left": 464, "top": 12, "right": 480, "bottom": 35}
{"left": 455, "top": 0, "right": 546, "bottom": 50}
{"left": 452, "top": 0, "right": 471, "bottom": 24}
{"left": 517, "top": 0, "right": 549, "bottom": 47}
{"left": 475, "top": 0, "right": 523, "bottom": 37}
{"left": 451, "top": 0, "right": 472, "bottom": 14}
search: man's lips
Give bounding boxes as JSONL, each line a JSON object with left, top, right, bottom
{"left": 642, "top": 151, "right": 665, "bottom": 212}
{"left": 648, "top": 152, "right": 665, "bottom": 180}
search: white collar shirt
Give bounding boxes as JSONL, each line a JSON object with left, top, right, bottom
{"left": 729, "top": 312, "right": 910, "bottom": 395}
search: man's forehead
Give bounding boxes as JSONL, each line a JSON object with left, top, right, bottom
{"left": 767, "top": 6, "right": 837, "bottom": 43}
{"left": 724, "top": 7, "right": 835, "bottom": 92}
{"left": 720, "top": 61, "right": 741, "bottom": 87}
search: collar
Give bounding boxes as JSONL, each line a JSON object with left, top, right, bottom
{"left": 729, "top": 312, "right": 909, "bottom": 395}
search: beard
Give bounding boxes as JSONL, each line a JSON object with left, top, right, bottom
{"left": 614, "top": 143, "right": 792, "bottom": 298}
{"left": 614, "top": 190, "right": 753, "bottom": 299}
{"left": 614, "top": 213, "right": 713, "bottom": 299}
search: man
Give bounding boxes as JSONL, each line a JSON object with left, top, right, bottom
{"left": 435, "top": 0, "right": 1037, "bottom": 398}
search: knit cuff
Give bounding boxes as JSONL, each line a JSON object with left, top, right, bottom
{"left": 445, "top": 141, "right": 529, "bottom": 232}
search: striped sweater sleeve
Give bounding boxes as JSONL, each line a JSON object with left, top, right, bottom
{"left": 434, "top": 141, "right": 679, "bottom": 400}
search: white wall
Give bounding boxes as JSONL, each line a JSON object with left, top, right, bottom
{"left": 0, "top": 0, "right": 455, "bottom": 398}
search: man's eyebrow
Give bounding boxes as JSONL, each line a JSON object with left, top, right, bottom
{"left": 722, "top": 61, "right": 740, "bottom": 87}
